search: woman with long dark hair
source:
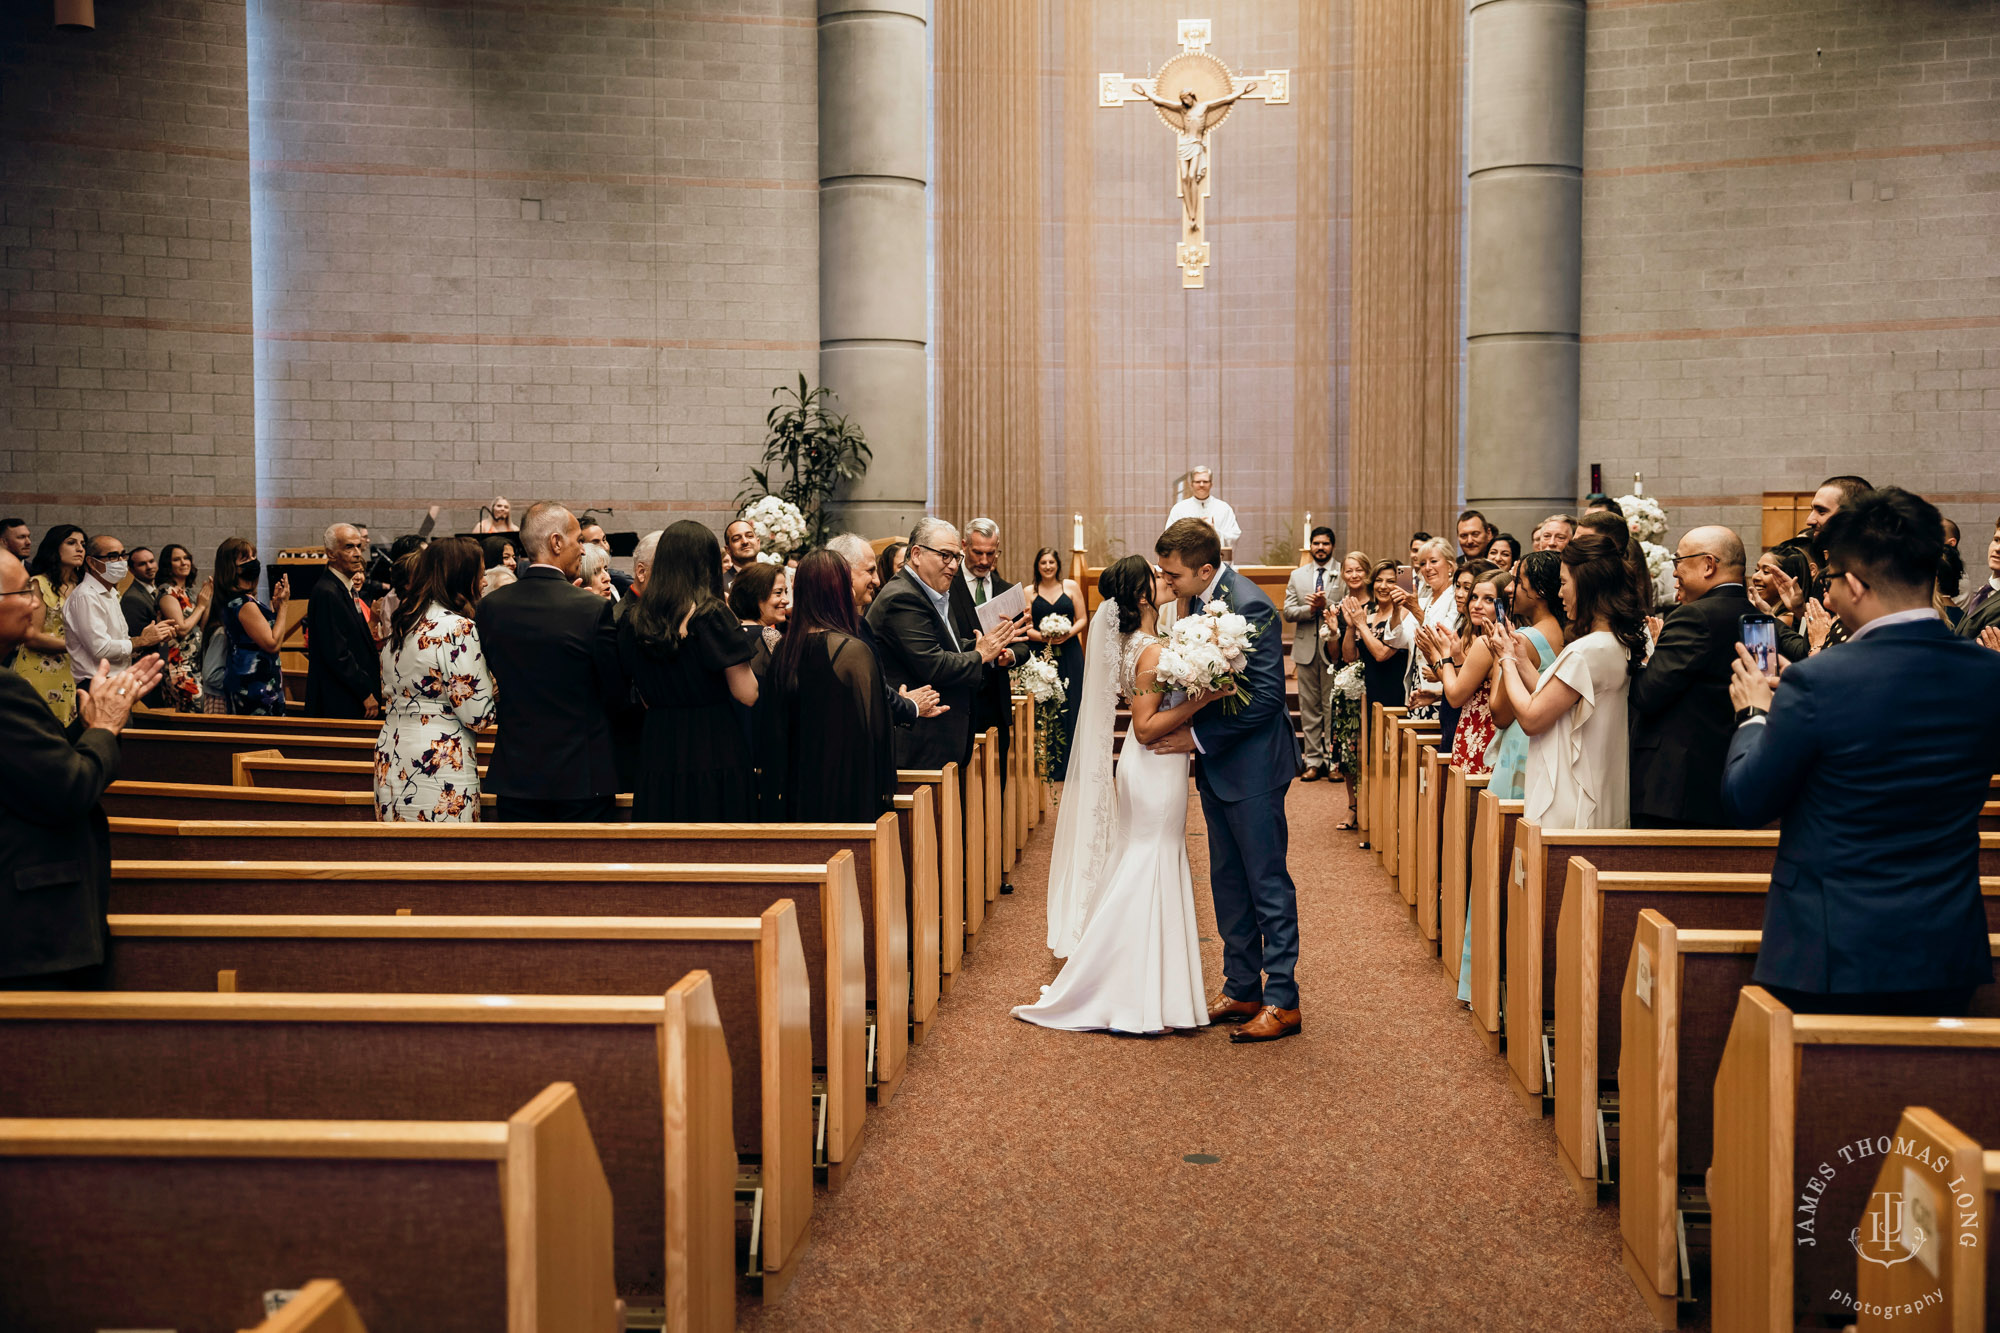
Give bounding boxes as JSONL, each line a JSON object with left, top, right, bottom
{"left": 1487, "top": 532, "right": 1645, "bottom": 830}
{"left": 1022, "top": 546, "right": 1085, "bottom": 780}
{"left": 152, "top": 543, "right": 213, "bottom": 712}
{"left": 617, "top": 520, "right": 758, "bottom": 821}
{"left": 771, "top": 549, "right": 895, "bottom": 823}
{"left": 373, "top": 538, "right": 496, "bottom": 822}
{"left": 206, "top": 537, "right": 290, "bottom": 715}
{"left": 12, "top": 524, "right": 86, "bottom": 721}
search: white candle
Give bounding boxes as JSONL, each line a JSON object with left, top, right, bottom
{"left": 1072, "top": 514, "right": 1084, "bottom": 551}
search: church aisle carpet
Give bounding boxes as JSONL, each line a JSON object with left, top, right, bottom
{"left": 740, "top": 777, "right": 1658, "bottom": 1331}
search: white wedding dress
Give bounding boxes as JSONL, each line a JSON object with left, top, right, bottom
{"left": 1014, "top": 610, "right": 1209, "bottom": 1034}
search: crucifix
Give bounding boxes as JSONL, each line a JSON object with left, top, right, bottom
{"left": 1101, "top": 19, "right": 1290, "bottom": 288}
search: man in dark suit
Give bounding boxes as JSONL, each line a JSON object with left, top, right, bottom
{"left": 118, "top": 545, "right": 167, "bottom": 706}
{"left": 1724, "top": 487, "right": 2000, "bottom": 1015}
{"left": 1628, "top": 525, "right": 1753, "bottom": 828}
{"left": 1148, "top": 518, "right": 1306, "bottom": 1043}
{"left": 0, "top": 546, "right": 163, "bottom": 986}
{"left": 303, "top": 523, "right": 381, "bottom": 719}
{"left": 475, "top": 502, "right": 626, "bottom": 822}
{"left": 1958, "top": 516, "right": 2000, "bottom": 644}
{"left": 954, "top": 517, "right": 1018, "bottom": 804}
{"left": 867, "top": 518, "right": 1019, "bottom": 773}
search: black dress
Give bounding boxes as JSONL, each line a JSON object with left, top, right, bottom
{"left": 741, "top": 623, "right": 786, "bottom": 822}
{"left": 1031, "top": 589, "right": 1083, "bottom": 780}
{"left": 1361, "top": 611, "right": 1409, "bottom": 709}
{"left": 781, "top": 630, "right": 895, "bottom": 824}
{"left": 617, "top": 601, "right": 756, "bottom": 822}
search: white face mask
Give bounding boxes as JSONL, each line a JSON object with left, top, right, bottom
{"left": 100, "top": 559, "right": 128, "bottom": 583}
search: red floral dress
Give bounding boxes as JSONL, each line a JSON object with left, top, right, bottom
{"left": 1450, "top": 675, "right": 1500, "bottom": 776}
{"left": 157, "top": 585, "right": 205, "bottom": 711}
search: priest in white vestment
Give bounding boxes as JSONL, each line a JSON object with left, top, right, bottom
{"left": 1166, "top": 466, "right": 1241, "bottom": 556}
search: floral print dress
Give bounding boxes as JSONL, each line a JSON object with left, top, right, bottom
{"left": 10, "top": 575, "right": 75, "bottom": 724}
{"left": 374, "top": 603, "right": 497, "bottom": 822}
{"left": 157, "top": 584, "right": 205, "bottom": 711}
{"left": 222, "top": 595, "right": 288, "bottom": 716}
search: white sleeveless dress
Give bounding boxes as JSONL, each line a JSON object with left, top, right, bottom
{"left": 1013, "top": 632, "right": 1210, "bottom": 1034}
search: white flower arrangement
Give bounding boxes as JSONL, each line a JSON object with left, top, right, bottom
{"left": 1618, "top": 492, "right": 1669, "bottom": 544}
{"left": 1331, "top": 660, "right": 1366, "bottom": 700}
{"left": 1153, "top": 597, "right": 1258, "bottom": 712}
{"left": 754, "top": 551, "right": 785, "bottom": 566}
{"left": 1642, "top": 540, "right": 1676, "bottom": 610}
{"left": 1010, "top": 652, "right": 1066, "bottom": 706}
{"left": 1037, "top": 612, "right": 1074, "bottom": 640}
{"left": 740, "top": 494, "right": 807, "bottom": 557}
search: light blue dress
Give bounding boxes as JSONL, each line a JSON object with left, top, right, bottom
{"left": 1458, "top": 626, "right": 1555, "bottom": 1001}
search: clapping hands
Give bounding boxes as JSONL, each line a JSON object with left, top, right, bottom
{"left": 1802, "top": 598, "right": 1834, "bottom": 652}
{"left": 900, "top": 683, "right": 948, "bottom": 718}
{"left": 78, "top": 656, "right": 166, "bottom": 735}
{"left": 1980, "top": 626, "right": 2000, "bottom": 654}
{"left": 1765, "top": 566, "right": 1807, "bottom": 615}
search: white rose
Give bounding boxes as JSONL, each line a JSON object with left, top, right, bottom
{"left": 1204, "top": 598, "right": 1230, "bottom": 617}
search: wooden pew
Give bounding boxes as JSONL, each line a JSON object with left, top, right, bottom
{"left": 107, "top": 858, "right": 871, "bottom": 1162}
{"left": 1366, "top": 704, "right": 1406, "bottom": 853}
{"left": 0, "top": 973, "right": 739, "bottom": 1327}
{"left": 983, "top": 724, "right": 1003, "bottom": 899}
{"left": 1467, "top": 789, "right": 1527, "bottom": 1047}
{"left": 235, "top": 753, "right": 431, "bottom": 791}
{"left": 129, "top": 707, "right": 387, "bottom": 738}
{"left": 1441, "top": 766, "right": 1491, "bottom": 989}
{"left": 253, "top": 1280, "right": 370, "bottom": 1333}
{"left": 1388, "top": 717, "right": 1438, "bottom": 889}
{"left": 120, "top": 729, "right": 500, "bottom": 787}
{"left": 99, "top": 906, "right": 813, "bottom": 1277}
{"left": 1853, "top": 1107, "right": 1996, "bottom": 1332}
{"left": 1510, "top": 828, "right": 2000, "bottom": 1108}
{"left": 893, "top": 787, "right": 940, "bottom": 1038}
{"left": 106, "top": 781, "right": 382, "bottom": 822}
{"left": 1411, "top": 741, "right": 1448, "bottom": 940}
{"left": 1563, "top": 867, "right": 2000, "bottom": 1204}
{"left": 1711, "top": 989, "right": 2000, "bottom": 1333}
{"left": 0, "top": 1082, "right": 619, "bottom": 1333}
{"left": 962, "top": 732, "right": 989, "bottom": 943}
{"left": 898, "top": 765, "right": 964, "bottom": 989}
{"left": 1620, "top": 916, "right": 2000, "bottom": 1327}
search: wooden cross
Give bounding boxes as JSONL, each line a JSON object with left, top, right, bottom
{"left": 1100, "top": 19, "right": 1290, "bottom": 288}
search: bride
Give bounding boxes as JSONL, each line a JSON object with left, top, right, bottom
{"left": 1014, "top": 555, "right": 1218, "bottom": 1034}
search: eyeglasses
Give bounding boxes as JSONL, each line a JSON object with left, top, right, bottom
{"left": 916, "top": 544, "right": 963, "bottom": 567}
{"left": 0, "top": 586, "right": 37, "bottom": 600}
{"left": 1669, "top": 552, "right": 1713, "bottom": 566}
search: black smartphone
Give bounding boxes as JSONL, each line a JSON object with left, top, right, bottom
{"left": 1740, "top": 613, "right": 1778, "bottom": 673}
{"left": 1491, "top": 594, "right": 1511, "bottom": 629}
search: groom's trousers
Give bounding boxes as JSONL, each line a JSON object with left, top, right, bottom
{"left": 1199, "top": 781, "right": 1300, "bottom": 1010}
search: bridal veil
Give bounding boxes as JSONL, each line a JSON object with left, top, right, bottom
{"left": 1043, "top": 597, "right": 1124, "bottom": 956}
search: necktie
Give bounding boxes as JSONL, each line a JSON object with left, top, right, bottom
{"left": 1314, "top": 567, "right": 1324, "bottom": 593}
{"left": 973, "top": 579, "right": 987, "bottom": 606}
{"left": 1973, "top": 585, "right": 1994, "bottom": 613}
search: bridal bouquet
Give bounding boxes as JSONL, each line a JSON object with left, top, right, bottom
{"left": 1153, "top": 597, "right": 1258, "bottom": 713}
{"left": 740, "top": 494, "right": 807, "bottom": 556}
{"left": 1011, "top": 653, "right": 1069, "bottom": 784}
{"left": 1037, "top": 612, "right": 1073, "bottom": 641}
{"left": 1331, "top": 660, "right": 1366, "bottom": 700}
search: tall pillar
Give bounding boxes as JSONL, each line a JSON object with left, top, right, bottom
{"left": 819, "top": 0, "right": 928, "bottom": 541}
{"left": 1463, "top": 0, "right": 1584, "bottom": 541}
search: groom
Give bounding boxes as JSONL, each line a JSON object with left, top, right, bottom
{"left": 1150, "top": 518, "right": 1305, "bottom": 1042}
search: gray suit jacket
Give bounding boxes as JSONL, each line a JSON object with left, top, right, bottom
{"left": 1284, "top": 562, "right": 1335, "bottom": 666}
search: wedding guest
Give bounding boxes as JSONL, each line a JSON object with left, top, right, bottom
{"left": 1584, "top": 493, "right": 1622, "bottom": 517}
{"left": 67, "top": 533, "right": 173, "bottom": 695}
{"left": 1434, "top": 560, "right": 1493, "bottom": 749}
{"left": 618, "top": 519, "right": 758, "bottom": 822}
{"left": 119, "top": 546, "right": 166, "bottom": 702}
{"left": 479, "top": 533, "right": 518, "bottom": 597}
{"left": 374, "top": 538, "right": 496, "bottom": 823}
{"left": 723, "top": 518, "right": 762, "bottom": 589}
{"left": 1575, "top": 508, "right": 1655, "bottom": 615}
{"left": 1628, "top": 526, "right": 1752, "bottom": 828}
{"left": 727, "top": 560, "right": 789, "bottom": 651}
{"left": 1286, "top": 527, "right": 1340, "bottom": 781}
{"left": 1959, "top": 517, "right": 2000, "bottom": 643}
{"left": 1165, "top": 465, "right": 1240, "bottom": 557}
{"left": 578, "top": 522, "right": 633, "bottom": 599}
{"left": 956, "top": 517, "right": 1019, "bottom": 801}
{"left": 774, "top": 550, "right": 898, "bottom": 822}
{"left": 1342, "top": 559, "right": 1412, "bottom": 714}
{"left": 1404, "top": 537, "right": 1458, "bottom": 722}
{"left": 876, "top": 540, "right": 907, "bottom": 586}
{"left": 476, "top": 503, "right": 625, "bottom": 821}
{"left": 1329, "top": 550, "right": 1372, "bottom": 828}
{"left": 1421, "top": 569, "right": 1507, "bottom": 778}
{"left": 0, "top": 517, "right": 28, "bottom": 562}
{"left": 472, "top": 495, "right": 517, "bottom": 533}
{"left": 14, "top": 524, "right": 86, "bottom": 722}
{"left": 1749, "top": 543, "right": 1813, "bottom": 637}
{"left": 1455, "top": 510, "right": 1495, "bottom": 561}
{"left": 1485, "top": 534, "right": 1520, "bottom": 573}
{"left": 825, "top": 531, "right": 942, "bottom": 731}
{"left": 577, "top": 542, "right": 615, "bottom": 600}
{"left": 1533, "top": 514, "right": 1575, "bottom": 551}
{"left": 1724, "top": 487, "right": 2000, "bottom": 1014}
{"left": 629, "top": 529, "right": 662, "bottom": 602}
{"left": 868, "top": 517, "right": 1020, "bottom": 772}
{"left": 1489, "top": 531, "right": 1646, "bottom": 830}
{"left": 152, "top": 543, "right": 213, "bottom": 712}
{"left": 304, "top": 523, "right": 381, "bottom": 720}
{"left": 1408, "top": 532, "right": 1432, "bottom": 565}
{"left": 1, "top": 542, "right": 164, "bottom": 987}
{"left": 1486, "top": 551, "right": 1566, "bottom": 802}
{"left": 1936, "top": 542, "right": 1966, "bottom": 629}
{"left": 209, "top": 538, "right": 290, "bottom": 716}
{"left": 1026, "top": 546, "right": 1085, "bottom": 780}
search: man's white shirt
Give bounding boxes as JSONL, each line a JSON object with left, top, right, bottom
{"left": 1166, "top": 495, "right": 1241, "bottom": 547}
{"left": 65, "top": 575, "right": 134, "bottom": 686}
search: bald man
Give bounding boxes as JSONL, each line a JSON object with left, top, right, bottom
{"left": 1627, "top": 525, "right": 1755, "bottom": 827}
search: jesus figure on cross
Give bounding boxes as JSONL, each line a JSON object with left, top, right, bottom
{"left": 1129, "top": 79, "right": 1258, "bottom": 227}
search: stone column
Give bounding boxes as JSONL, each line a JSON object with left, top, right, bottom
{"left": 819, "top": 0, "right": 928, "bottom": 541}
{"left": 1463, "top": 0, "right": 1585, "bottom": 541}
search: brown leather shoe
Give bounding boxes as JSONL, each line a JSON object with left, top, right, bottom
{"left": 1207, "top": 993, "right": 1263, "bottom": 1024}
{"left": 1229, "top": 1005, "right": 1302, "bottom": 1043}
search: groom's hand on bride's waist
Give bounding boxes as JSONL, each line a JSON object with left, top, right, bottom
{"left": 1147, "top": 727, "right": 1197, "bottom": 756}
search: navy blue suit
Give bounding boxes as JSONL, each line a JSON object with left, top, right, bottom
{"left": 1722, "top": 616, "right": 2000, "bottom": 995}
{"left": 1188, "top": 567, "right": 1306, "bottom": 1009}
